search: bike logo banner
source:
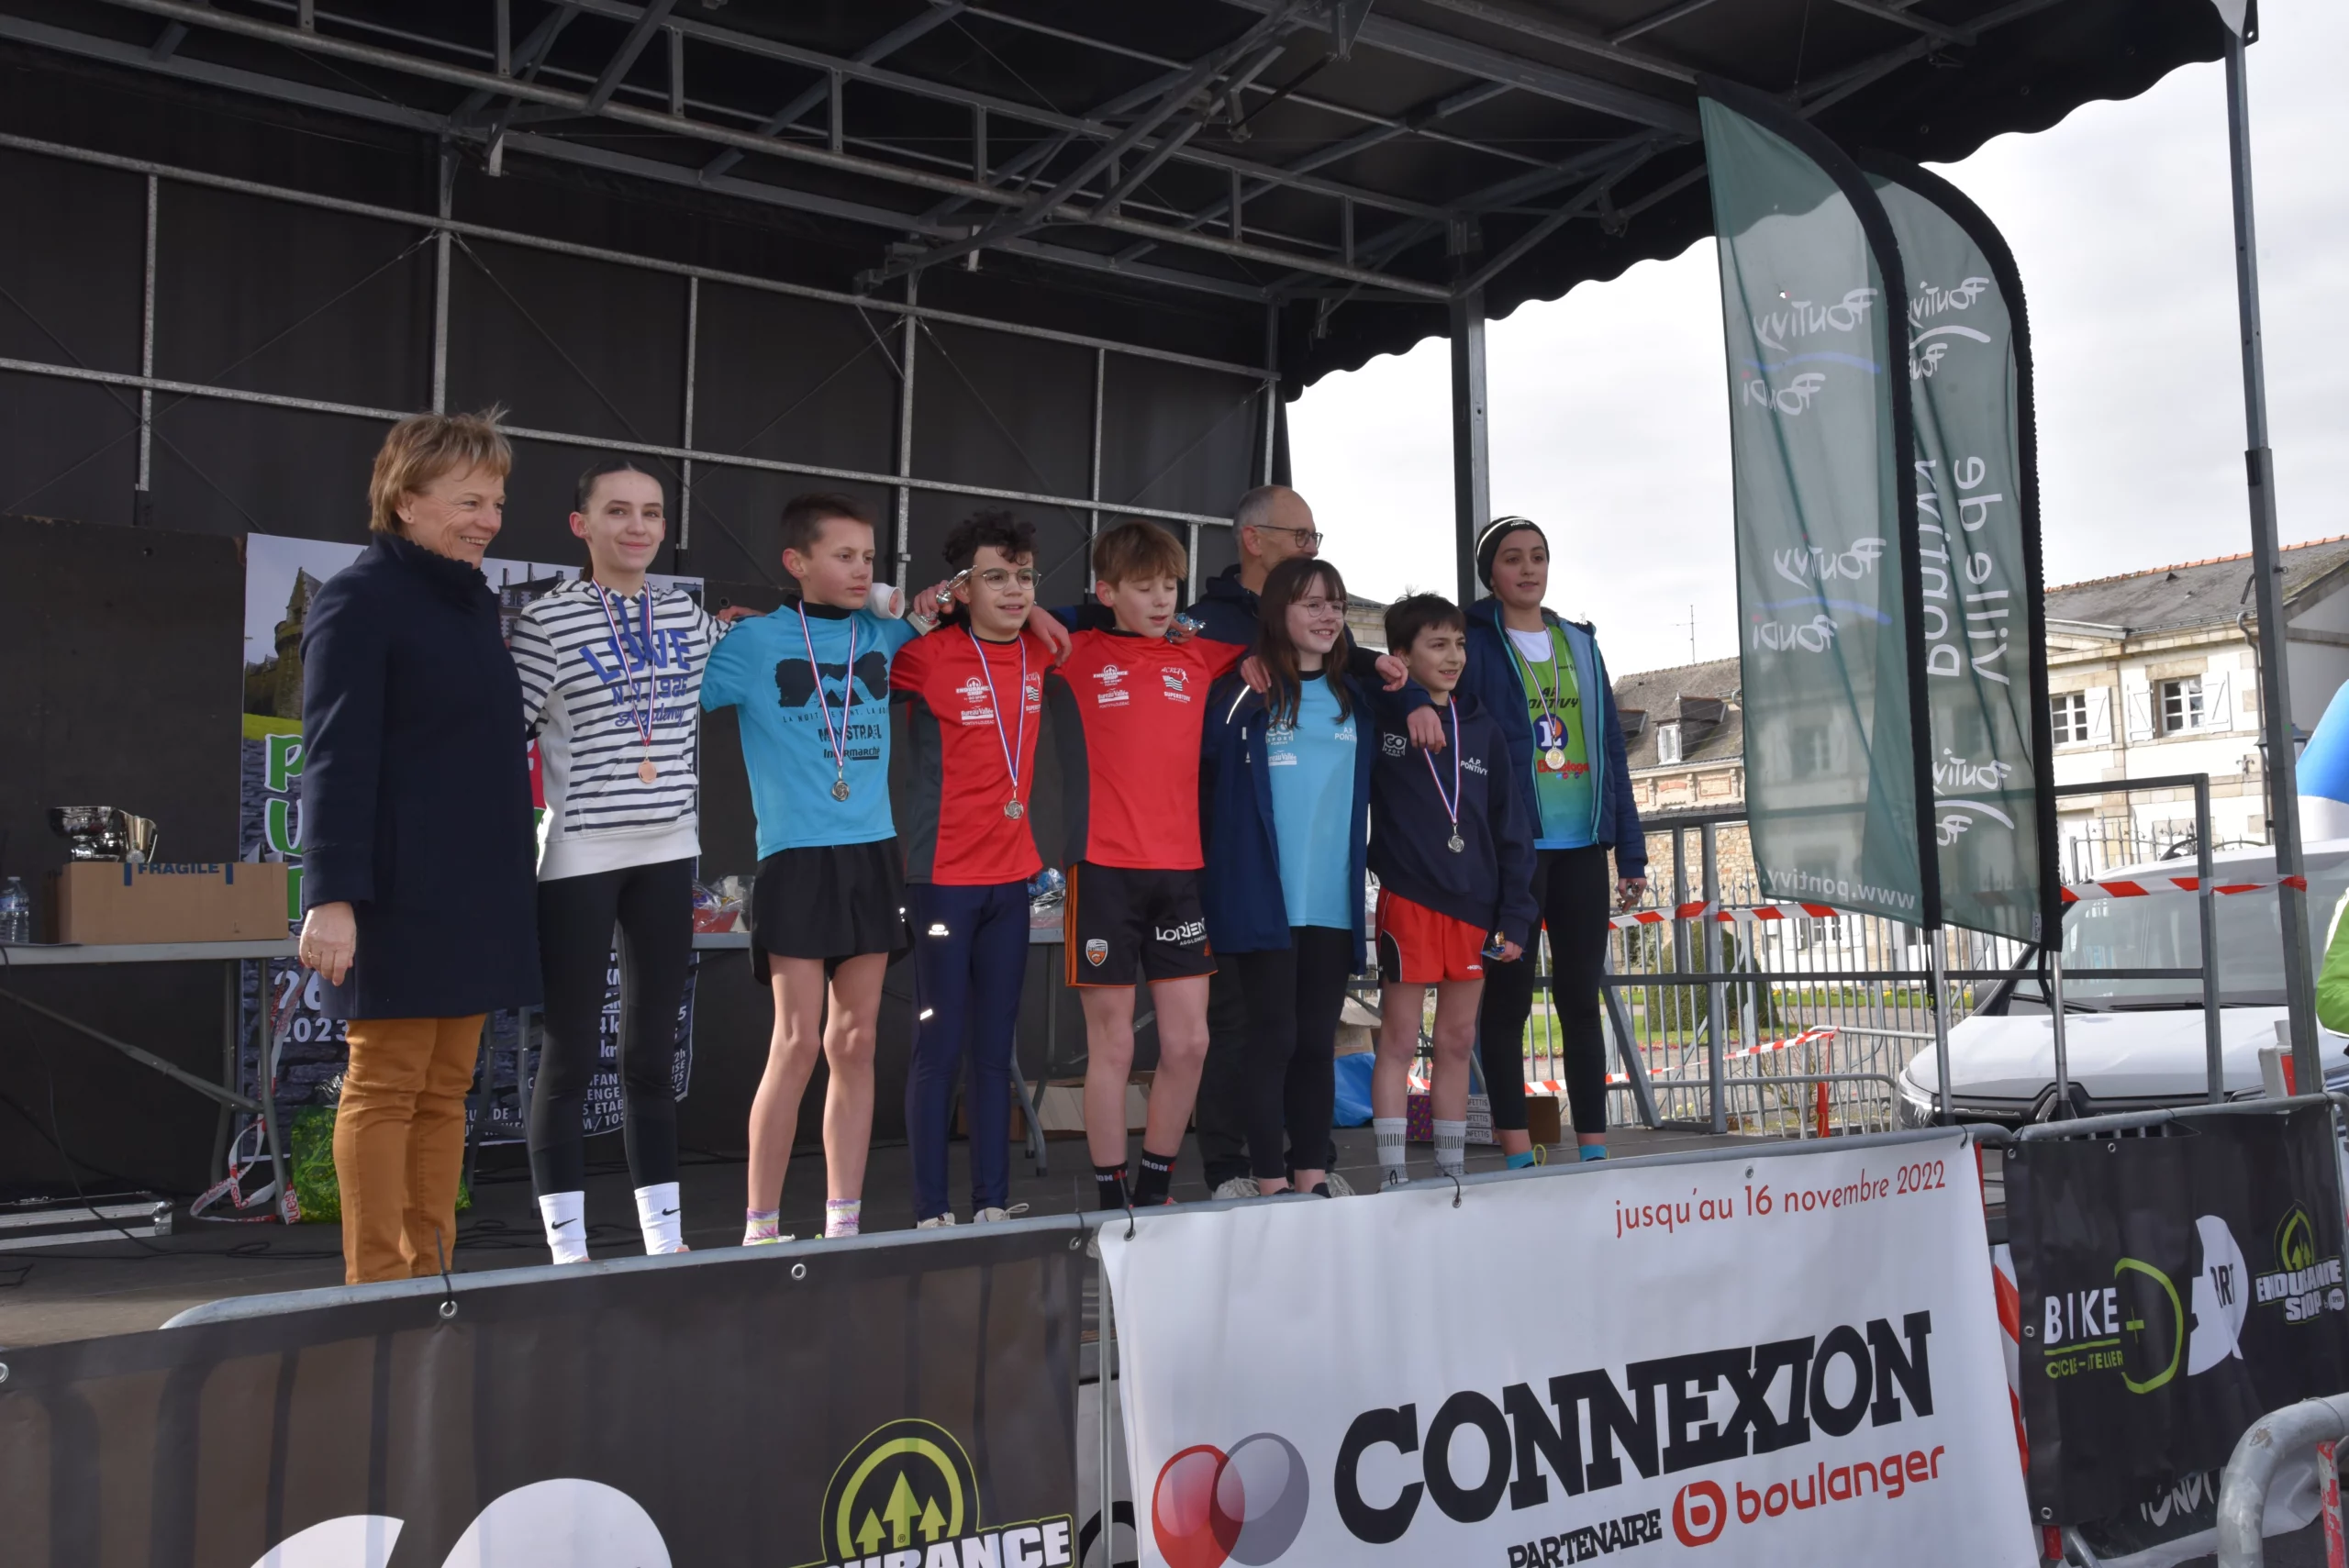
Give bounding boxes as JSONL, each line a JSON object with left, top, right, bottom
{"left": 1103, "top": 1139, "right": 2035, "bottom": 1567}
{"left": 1864, "top": 156, "right": 2056, "bottom": 945}
{"left": 2004, "top": 1104, "right": 2349, "bottom": 1523}
{"left": 1701, "top": 85, "right": 1935, "bottom": 929}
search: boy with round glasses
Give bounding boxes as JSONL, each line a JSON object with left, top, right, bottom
{"left": 890, "top": 509, "right": 1057, "bottom": 1229}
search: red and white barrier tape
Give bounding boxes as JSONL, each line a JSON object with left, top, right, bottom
{"left": 1604, "top": 872, "right": 2305, "bottom": 932}
{"left": 2059, "top": 872, "right": 2305, "bottom": 904}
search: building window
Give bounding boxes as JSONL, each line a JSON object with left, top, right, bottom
{"left": 2159, "top": 676, "right": 2204, "bottom": 734}
{"left": 1656, "top": 723, "right": 1683, "bottom": 764}
{"left": 2050, "top": 691, "right": 2089, "bottom": 744}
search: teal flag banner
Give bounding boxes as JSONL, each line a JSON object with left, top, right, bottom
{"left": 1865, "top": 155, "right": 2057, "bottom": 944}
{"left": 1701, "top": 87, "right": 1936, "bottom": 928}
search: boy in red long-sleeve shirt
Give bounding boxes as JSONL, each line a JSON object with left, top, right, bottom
{"left": 1045, "top": 521, "right": 1247, "bottom": 1208}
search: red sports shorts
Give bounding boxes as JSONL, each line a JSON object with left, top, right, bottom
{"left": 1375, "top": 888, "right": 1488, "bottom": 985}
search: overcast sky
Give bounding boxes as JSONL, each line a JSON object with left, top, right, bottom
{"left": 1288, "top": 0, "right": 2348, "bottom": 677}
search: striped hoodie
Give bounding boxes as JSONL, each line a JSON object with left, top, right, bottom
{"left": 509, "top": 577, "right": 727, "bottom": 881}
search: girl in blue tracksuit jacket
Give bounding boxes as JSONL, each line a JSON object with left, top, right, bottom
{"left": 1405, "top": 517, "right": 1649, "bottom": 1164}
{"left": 1199, "top": 557, "right": 1375, "bottom": 1198}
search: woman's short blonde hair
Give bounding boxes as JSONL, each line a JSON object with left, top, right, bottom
{"left": 368, "top": 406, "right": 513, "bottom": 533}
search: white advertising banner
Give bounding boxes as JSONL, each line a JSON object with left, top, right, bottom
{"left": 1102, "top": 1133, "right": 2034, "bottom": 1568}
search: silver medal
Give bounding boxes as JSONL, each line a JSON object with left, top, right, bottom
{"left": 830, "top": 776, "right": 852, "bottom": 802}
{"left": 1447, "top": 833, "right": 1464, "bottom": 854}
{"left": 1005, "top": 798, "right": 1025, "bottom": 819}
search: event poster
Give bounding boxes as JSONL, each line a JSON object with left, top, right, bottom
{"left": 1868, "top": 161, "right": 2053, "bottom": 945}
{"left": 2005, "top": 1105, "right": 2349, "bottom": 1524}
{"left": 1105, "top": 1136, "right": 2036, "bottom": 1567}
{"left": 237, "top": 532, "right": 701, "bottom": 1151}
{"left": 1703, "top": 91, "right": 1932, "bottom": 928}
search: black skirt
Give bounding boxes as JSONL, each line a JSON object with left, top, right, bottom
{"left": 744, "top": 838, "right": 908, "bottom": 981}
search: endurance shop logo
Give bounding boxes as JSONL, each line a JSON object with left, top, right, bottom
{"left": 794, "top": 1418, "right": 1073, "bottom": 1568}
{"left": 1156, "top": 1311, "right": 1937, "bottom": 1561}
{"left": 2256, "top": 1205, "right": 2347, "bottom": 1324}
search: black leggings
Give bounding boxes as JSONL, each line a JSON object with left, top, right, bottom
{"left": 1477, "top": 845, "right": 1612, "bottom": 1136}
{"left": 1232, "top": 927, "right": 1354, "bottom": 1182}
{"left": 529, "top": 856, "right": 695, "bottom": 1195}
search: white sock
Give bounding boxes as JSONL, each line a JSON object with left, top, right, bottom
{"left": 634, "top": 1182, "right": 685, "bottom": 1255}
{"left": 1374, "top": 1118, "right": 1408, "bottom": 1180}
{"left": 1433, "top": 1119, "right": 1467, "bottom": 1178}
{"left": 824, "top": 1197, "right": 862, "bottom": 1239}
{"left": 538, "top": 1190, "right": 589, "bottom": 1264}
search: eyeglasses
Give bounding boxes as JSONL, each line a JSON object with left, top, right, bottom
{"left": 1294, "top": 596, "right": 1346, "bottom": 617}
{"left": 972, "top": 567, "right": 1037, "bottom": 589}
{"left": 1254, "top": 525, "right": 1324, "bottom": 547}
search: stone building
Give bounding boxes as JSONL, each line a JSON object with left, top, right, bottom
{"left": 1603, "top": 536, "right": 2349, "bottom": 895}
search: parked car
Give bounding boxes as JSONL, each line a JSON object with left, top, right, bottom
{"left": 1896, "top": 841, "right": 2349, "bottom": 1128}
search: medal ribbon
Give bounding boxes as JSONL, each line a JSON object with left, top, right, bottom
{"left": 797, "top": 604, "right": 858, "bottom": 789}
{"left": 1421, "top": 700, "right": 1463, "bottom": 840}
{"left": 594, "top": 583, "right": 658, "bottom": 757}
{"left": 965, "top": 627, "right": 1028, "bottom": 806}
{"left": 1508, "top": 628, "right": 1566, "bottom": 753}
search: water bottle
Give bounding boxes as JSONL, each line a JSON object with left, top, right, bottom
{"left": 0, "top": 875, "right": 30, "bottom": 945}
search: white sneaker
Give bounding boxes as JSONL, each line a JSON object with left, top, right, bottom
{"left": 973, "top": 1205, "right": 1030, "bottom": 1223}
{"left": 917, "top": 1214, "right": 957, "bottom": 1230}
{"left": 1322, "top": 1172, "right": 1356, "bottom": 1197}
{"left": 1379, "top": 1167, "right": 1409, "bottom": 1193}
{"left": 1212, "top": 1176, "right": 1261, "bottom": 1201}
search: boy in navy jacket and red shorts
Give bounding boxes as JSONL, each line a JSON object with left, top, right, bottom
{"left": 1366, "top": 594, "right": 1538, "bottom": 1188}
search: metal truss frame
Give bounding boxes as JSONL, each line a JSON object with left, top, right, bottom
{"left": 5, "top": 0, "right": 2079, "bottom": 310}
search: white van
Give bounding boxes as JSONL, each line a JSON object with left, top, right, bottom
{"left": 1895, "top": 841, "right": 2349, "bottom": 1127}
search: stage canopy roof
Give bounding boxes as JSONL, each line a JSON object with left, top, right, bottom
{"left": 5, "top": 0, "right": 2241, "bottom": 389}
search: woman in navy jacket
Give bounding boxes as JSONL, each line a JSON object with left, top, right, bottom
{"left": 1199, "top": 558, "right": 1375, "bottom": 1198}
{"left": 296, "top": 408, "right": 541, "bottom": 1284}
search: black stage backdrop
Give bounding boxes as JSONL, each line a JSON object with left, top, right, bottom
{"left": 0, "top": 1223, "right": 1087, "bottom": 1568}
{"left": 0, "top": 53, "right": 1267, "bottom": 1197}
{"left": 2005, "top": 1104, "right": 2349, "bottom": 1524}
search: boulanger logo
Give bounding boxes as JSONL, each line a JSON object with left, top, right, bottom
{"left": 2256, "top": 1204, "right": 2347, "bottom": 1323}
{"left": 1152, "top": 1434, "right": 1309, "bottom": 1567}
{"left": 795, "top": 1418, "right": 1073, "bottom": 1568}
{"left": 1670, "top": 1449, "right": 1944, "bottom": 1550}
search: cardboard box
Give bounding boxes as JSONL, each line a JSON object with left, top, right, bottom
{"left": 1032, "top": 1075, "right": 1152, "bottom": 1140}
{"left": 50, "top": 861, "right": 291, "bottom": 945}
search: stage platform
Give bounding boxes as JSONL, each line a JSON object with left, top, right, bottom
{"left": 0, "top": 1121, "right": 2004, "bottom": 1349}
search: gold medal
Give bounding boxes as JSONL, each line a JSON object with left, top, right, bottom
{"left": 1544, "top": 746, "right": 1566, "bottom": 771}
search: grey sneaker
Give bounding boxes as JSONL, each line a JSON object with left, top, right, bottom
{"left": 917, "top": 1214, "right": 956, "bottom": 1230}
{"left": 1379, "top": 1167, "right": 1409, "bottom": 1193}
{"left": 972, "top": 1205, "right": 1030, "bottom": 1223}
{"left": 1212, "top": 1176, "right": 1261, "bottom": 1201}
{"left": 1322, "top": 1171, "right": 1357, "bottom": 1197}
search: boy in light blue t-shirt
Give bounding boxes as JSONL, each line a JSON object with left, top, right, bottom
{"left": 701, "top": 493, "right": 919, "bottom": 1243}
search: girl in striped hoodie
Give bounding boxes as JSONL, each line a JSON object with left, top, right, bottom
{"left": 508, "top": 459, "right": 732, "bottom": 1261}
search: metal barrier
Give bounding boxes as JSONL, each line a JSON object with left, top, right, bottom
{"left": 1497, "top": 773, "right": 2234, "bottom": 1138}
{"left": 2216, "top": 1393, "right": 2349, "bottom": 1568}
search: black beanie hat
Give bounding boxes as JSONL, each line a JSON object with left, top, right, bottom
{"left": 1475, "top": 515, "right": 1546, "bottom": 589}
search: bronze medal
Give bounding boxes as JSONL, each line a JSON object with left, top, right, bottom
{"left": 830, "top": 776, "right": 852, "bottom": 802}
{"left": 638, "top": 756, "right": 659, "bottom": 784}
